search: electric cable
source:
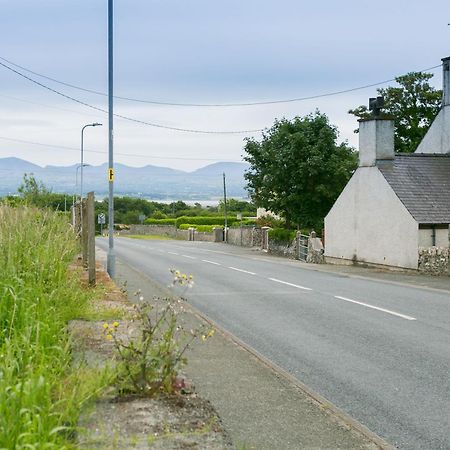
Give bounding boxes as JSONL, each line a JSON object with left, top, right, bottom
{"left": 0, "top": 60, "right": 263, "bottom": 134}
{"left": 0, "top": 55, "right": 442, "bottom": 107}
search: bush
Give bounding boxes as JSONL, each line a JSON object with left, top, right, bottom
{"left": 268, "top": 228, "right": 297, "bottom": 243}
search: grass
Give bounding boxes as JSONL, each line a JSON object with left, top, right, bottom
{"left": 123, "top": 234, "right": 173, "bottom": 240}
{"left": 0, "top": 205, "right": 109, "bottom": 448}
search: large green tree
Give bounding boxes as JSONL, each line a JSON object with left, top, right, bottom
{"left": 244, "top": 112, "right": 357, "bottom": 229}
{"left": 349, "top": 72, "right": 442, "bottom": 153}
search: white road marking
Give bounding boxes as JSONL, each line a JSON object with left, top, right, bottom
{"left": 202, "top": 259, "right": 221, "bottom": 266}
{"left": 181, "top": 254, "right": 196, "bottom": 259}
{"left": 168, "top": 251, "right": 179, "bottom": 255}
{"left": 268, "top": 278, "right": 312, "bottom": 291}
{"left": 229, "top": 266, "right": 256, "bottom": 275}
{"left": 334, "top": 296, "right": 416, "bottom": 321}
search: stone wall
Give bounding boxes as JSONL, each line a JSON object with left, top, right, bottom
{"left": 227, "top": 227, "right": 262, "bottom": 247}
{"left": 418, "top": 247, "right": 449, "bottom": 275}
{"left": 268, "top": 238, "right": 298, "bottom": 259}
{"left": 120, "top": 224, "right": 181, "bottom": 239}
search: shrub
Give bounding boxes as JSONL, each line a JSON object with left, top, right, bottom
{"left": 268, "top": 228, "right": 297, "bottom": 243}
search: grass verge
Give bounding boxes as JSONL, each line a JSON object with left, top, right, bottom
{"left": 0, "top": 205, "right": 109, "bottom": 448}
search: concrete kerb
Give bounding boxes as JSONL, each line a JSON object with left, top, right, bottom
{"left": 98, "top": 247, "right": 394, "bottom": 450}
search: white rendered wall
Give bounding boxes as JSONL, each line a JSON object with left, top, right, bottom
{"left": 418, "top": 228, "right": 449, "bottom": 247}
{"left": 325, "top": 167, "right": 419, "bottom": 269}
{"left": 415, "top": 106, "right": 450, "bottom": 154}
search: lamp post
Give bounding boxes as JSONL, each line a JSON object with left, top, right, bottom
{"left": 107, "top": 0, "right": 115, "bottom": 278}
{"left": 80, "top": 123, "right": 102, "bottom": 202}
{"left": 75, "top": 163, "right": 91, "bottom": 205}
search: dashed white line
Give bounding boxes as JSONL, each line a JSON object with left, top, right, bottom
{"left": 167, "top": 251, "right": 179, "bottom": 255}
{"left": 202, "top": 259, "right": 221, "bottom": 266}
{"left": 228, "top": 266, "right": 256, "bottom": 275}
{"left": 181, "top": 254, "right": 196, "bottom": 259}
{"left": 334, "top": 296, "right": 416, "bottom": 321}
{"left": 268, "top": 278, "right": 312, "bottom": 291}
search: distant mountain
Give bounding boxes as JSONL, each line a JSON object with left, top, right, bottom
{"left": 0, "top": 157, "right": 250, "bottom": 200}
{"left": 192, "top": 162, "right": 250, "bottom": 178}
{"left": 0, "top": 157, "right": 42, "bottom": 171}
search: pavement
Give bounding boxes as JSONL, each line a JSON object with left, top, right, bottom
{"left": 97, "top": 238, "right": 450, "bottom": 449}
{"left": 109, "top": 256, "right": 385, "bottom": 450}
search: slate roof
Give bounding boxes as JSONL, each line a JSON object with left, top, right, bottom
{"left": 377, "top": 154, "right": 450, "bottom": 224}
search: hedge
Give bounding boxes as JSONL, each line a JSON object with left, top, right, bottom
{"left": 178, "top": 224, "right": 222, "bottom": 232}
{"left": 144, "top": 218, "right": 176, "bottom": 226}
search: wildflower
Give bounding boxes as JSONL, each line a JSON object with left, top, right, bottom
{"left": 106, "top": 334, "right": 113, "bottom": 341}
{"left": 207, "top": 329, "right": 215, "bottom": 338}
{"left": 113, "top": 321, "right": 119, "bottom": 328}
{"left": 103, "top": 323, "right": 109, "bottom": 329}
{"left": 189, "top": 275, "right": 193, "bottom": 280}
{"left": 201, "top": 334, "right": 207, "bottom": 341}
{"left": 139, "top": 295, "right": 144, "bottom": 302}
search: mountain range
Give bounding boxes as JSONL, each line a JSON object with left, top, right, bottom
{"left": 0, "top": 157, "right": 251, "bottom": 200}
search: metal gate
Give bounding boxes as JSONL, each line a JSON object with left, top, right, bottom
{"left": 298, "top": 233, "right": 309, "bottom": 261}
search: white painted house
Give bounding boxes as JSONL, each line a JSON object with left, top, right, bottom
{"left": 324, "top": 58, "right": 450, "bottom": 269}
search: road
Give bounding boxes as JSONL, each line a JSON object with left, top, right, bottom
{"left": 97, "top": 237, "right": 450, "bottom": 449}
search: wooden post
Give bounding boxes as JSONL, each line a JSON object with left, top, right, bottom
{"left": 87, "top": 191, "right": 96, "bottom": 285}
{"left": 82, "top": 199, "right": 88, "bottom": 268}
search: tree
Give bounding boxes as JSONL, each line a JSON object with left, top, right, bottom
{"left": 17, "top": 173, "right": 68, "bottom": 210}
{"left": 349, "top": 72, "right": 442, "bottom": 153}
{"left": 244, "top": 112, "right": 357, "bottom": 229}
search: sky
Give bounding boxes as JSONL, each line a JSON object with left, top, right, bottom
{"left": 0, "top": 0, "right": 449, "bottom": 171}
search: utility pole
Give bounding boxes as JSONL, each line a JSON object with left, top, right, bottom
{"left": 107, "top": 0, "right": 116, "bottom": 278}
{"left": 223, "top": 172, "right": 228, "bottom": 243}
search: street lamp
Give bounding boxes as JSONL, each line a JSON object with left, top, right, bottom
{"left": 75, "top": 163, "right": 91, "bottom": 204}
{"left": 80, "top": 123, "right": 102, "bottom": 202}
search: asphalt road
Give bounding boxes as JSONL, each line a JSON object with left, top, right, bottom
{"left": 97, "top": 237, "right": 450, "bottom": 449}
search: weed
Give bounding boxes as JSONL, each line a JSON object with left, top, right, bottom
{"left": 104, "top": 270, "right": 213, "bottom": 397}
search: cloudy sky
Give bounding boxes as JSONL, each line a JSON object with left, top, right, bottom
{"left": 0, "top": 0, "right": 449, "bottom": 171}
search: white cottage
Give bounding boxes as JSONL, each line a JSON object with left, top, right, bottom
{"left": 324, "top": 58, "right": 450, "bottom": 270}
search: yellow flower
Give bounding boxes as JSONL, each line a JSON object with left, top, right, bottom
{"left": 113, "top": 321, "right": 119, "bottom": 328}
{"left": 105, "top": 334, "right": 113, "bottom": 341}
{"left": 182, "top": 274, "right": 187, "bottom": 279}
{"left": 189, "top": 275, "right": 193, "bottom": 280}
{"left": 103, "top": 323, "right": 109, "bottom": 329}
{"left": 201, "top": 335, "right": 207, "bottom": 341}
{"left": 207, "top": 329, "right": 215, "bottom": 338}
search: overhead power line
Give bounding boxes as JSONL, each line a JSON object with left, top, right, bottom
{"left": 0, "top": 60, "right": 263, "bottom": 134}
{"left": 0, "top": 55, "right": 442, "bottom": 107}
{"left": 0, "top": 135, "right": 243, "bottom": 162}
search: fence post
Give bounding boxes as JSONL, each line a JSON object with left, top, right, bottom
{"left": 87, "top": 191, "right": 96, "bottom": 285}
{"left": 81, "top": 199, "right": 88, "bottom": 267}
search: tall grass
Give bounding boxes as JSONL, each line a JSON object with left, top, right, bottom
{"left": 0, "top": 205, "right": 101, "bottom": 448}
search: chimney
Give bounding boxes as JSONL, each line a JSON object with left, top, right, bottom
{"left": 358, "top": 118, "right": 395, "bottom": 167}
{"left": 442, "top": 56, "right": 450, "bottom": 107}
